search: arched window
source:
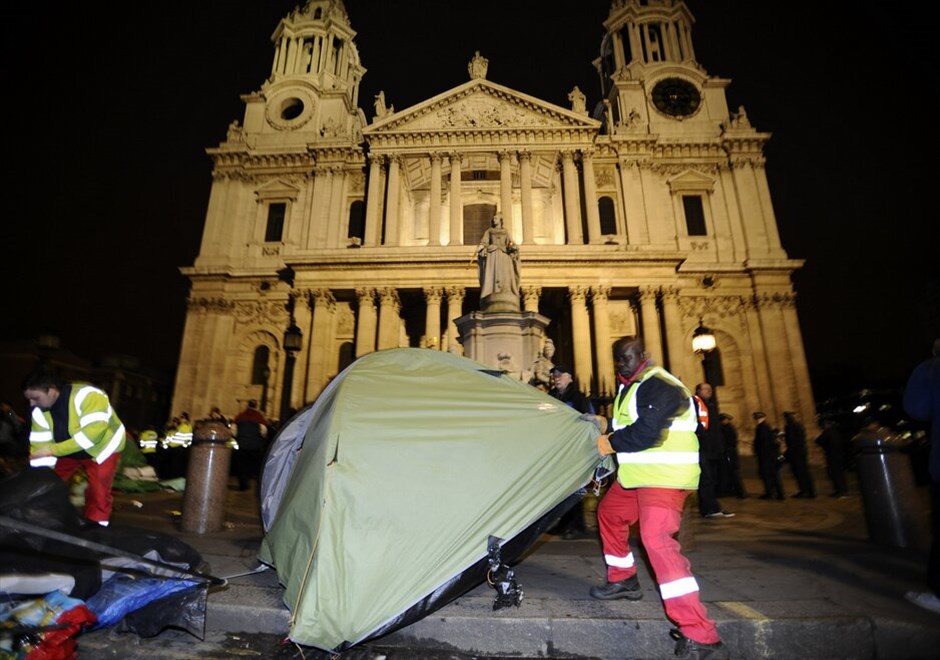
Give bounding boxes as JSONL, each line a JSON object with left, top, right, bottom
{"left": 347, "top": 200, "right": 365, "bottom": 241}
{"left": 251, "top": 346, "right": 270, "bottom": 384}
{"left": 338, "top": 341, "right": 354, "bottom": 373}
{"left": 598, "top": 196, "right": 617, "bottom": 236}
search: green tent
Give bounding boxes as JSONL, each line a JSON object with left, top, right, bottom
{"left": 259, "top": 348, "right": 608, "bottom": 652}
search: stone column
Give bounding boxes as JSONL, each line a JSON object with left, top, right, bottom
{"left": 561, "top": 151, "right": 583, "bottom": 244}
{"left": 758, "top": 293, "right": 797, "bottom": 417}
{"left": 569, "top": 286, "right": 594, "bottom": 395}
{"left": 272, "top": 37, "right": 284, "bottom": 75}
{"left": 499, "top": 150, "right": 513, "bottom": 231}
{"left": 376, "top": 287, "right": 401, "bottom": 349}
{"left": 308, "top": 288, "right": 336, "bottom": 399}
{"left": 449, "top": 153, "right": 463, "bottom": 245}
{"left": 384, "top": 156, "right": 401, "bottom": 246}
{"left": 582, "top": 150, "right": 602, "bottom": 243}
{"left": 355, "top": 287, "right": 377, "bottom": 357}
{"left": 660, "top": 286, "right": 689, "bottom": 385}
{"left": 637, "top": 286, "right": 663, "bottom": 365}
{"left": 364, "top": 155, "right": 384, "bottom": 247}
{"left": 519, "top": 150, "right": 534, "bottom": 244}
{"left": 444, "top": 286, "right": 465, "bottom": 352}
{"left": 754, "top": 163, "right": 785, "bottom": 253}
{"left": 591, "top": 285, "right": 615, "bottom": 398}
{"left": 618, "top": 158, "right": 648, "bottom": 244}
{"left": 311, "top": 166, "right": 333, "bottom": 248}
{"left": 744, "top": 295, "right": 776, "bottom": 418}
{"left": 522, "top": 285, "right": 541, "bottom": 313}
{"left": 428, "top": 152, "right": 442, "bottom": 246}
{"left": 294, "top": 292, "right": 313, "bottom": 404}
{"left": 423, "top": 286, "right": 444, "bottom": 349}
{"left": 326, "top": 167, "right": 345, "bottom": 248}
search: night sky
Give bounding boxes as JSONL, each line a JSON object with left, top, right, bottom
{"left": 2, "top": 1, "right": 936, "bottom": 401}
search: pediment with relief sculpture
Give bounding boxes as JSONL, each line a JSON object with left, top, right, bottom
{"left": 364, "top": 79, "right": 599, "bottom": 140}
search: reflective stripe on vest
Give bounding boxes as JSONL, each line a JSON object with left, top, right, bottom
{"left": 30, "top": 403, "right": 56, "bottom": 467}
{"left": 95, "top": 425, "right": 125, "bottom": 464}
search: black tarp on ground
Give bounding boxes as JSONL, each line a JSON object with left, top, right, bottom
{"left": 0, "top": 464, "right": 209, "bottom": 640}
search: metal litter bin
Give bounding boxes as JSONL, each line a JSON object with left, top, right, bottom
{"left": 181, "top": 420, "right": 233, "bottom": 534}
{"left": 853, "top": 426, "right": 929, "bottom": 549}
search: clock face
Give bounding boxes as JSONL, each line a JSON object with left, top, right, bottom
{"left": 651, "top": 78, "right": 701, "bottom": 118}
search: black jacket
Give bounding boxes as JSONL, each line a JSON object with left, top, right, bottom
{"left": 551, "top": 383, "right": 594, "bottom": 414}
{"left": 607, "top": 372, "right": 687, "bottom": 454}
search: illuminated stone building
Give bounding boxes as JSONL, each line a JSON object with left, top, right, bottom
{"left": 173, "top": 0, "right": 815, "bottom": 428}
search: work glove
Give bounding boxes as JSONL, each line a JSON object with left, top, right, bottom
{"left": 579, "top": 413, "right": 608, "bottom": 434}
{"left": 596, "top": 433, "right": 615, "bottom": 457}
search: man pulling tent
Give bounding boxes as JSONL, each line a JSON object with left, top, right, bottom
{"left": 259, "top": 348, "right": 609, "bottom": 652}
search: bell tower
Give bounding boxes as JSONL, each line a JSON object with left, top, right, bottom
{"left": 237, "top": 0, "right": 367, "bottom": 142}
{"left": 595, "top": 0, "right": 729, "bottom": 136}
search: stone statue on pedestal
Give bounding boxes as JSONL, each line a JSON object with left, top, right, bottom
{"left": 475, "top": 212, "right": 520, "bottom": 312}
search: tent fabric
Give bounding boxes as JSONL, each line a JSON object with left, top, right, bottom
{"left": 259, "top": 348, "right": 609, "bottom": 651}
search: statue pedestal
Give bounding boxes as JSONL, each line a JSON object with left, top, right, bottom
{"left": 454, "top": 311, "right": 550, "bottom": 382}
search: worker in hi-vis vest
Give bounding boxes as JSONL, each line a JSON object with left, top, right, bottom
{"left": 24, "top": 369, "right": 125, "bottom": 526}
{"left": 589, "top": 336, "right": 724, "bottom": 658}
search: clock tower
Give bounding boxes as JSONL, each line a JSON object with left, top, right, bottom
{"left": 596, "top": 0, "right": 728, "bottom": 135}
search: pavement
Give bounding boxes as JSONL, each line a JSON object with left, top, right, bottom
{"left": 102, "top": 458, "right": 940, "bottom": 659}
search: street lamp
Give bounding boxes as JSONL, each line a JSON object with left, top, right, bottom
{"left": 280, "top": 294, "right": 303, "bottom": 424}
{"left": 692, "top": 318, "right": 716, "bottom": 383}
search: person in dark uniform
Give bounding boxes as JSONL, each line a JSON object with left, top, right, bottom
{"left": 753, "top": 412, "right": 785, "bottom": 500}
{"left": 232, "top": 400, "right": 268, "bottom": 491}
{"left": 783, "top": 411, "right": 815, "bottom": 498}
{"left": 814, "top": 418, "right": 848, "bottom": 497}
{"left": 693, "top": 384, "right": 733, "bottom": 518}
{"left": 718, "top": 413, "right": 746, "bottom": 499}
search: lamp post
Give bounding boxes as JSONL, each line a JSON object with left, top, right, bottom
{"left": 692, "top": 318, "right": 717, "bottom": 383}
{"left": 280, "top": 294, "right": 303, "bottom": 424}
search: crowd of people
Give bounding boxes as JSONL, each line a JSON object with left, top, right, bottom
{"left": 132, "top": 399, "right": 276, "bottom": 492}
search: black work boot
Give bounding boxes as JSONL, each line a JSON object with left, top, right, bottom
{"left": 589, "top": 574, "right": 642, "bottom": 600}
{"left": 670, "top": 629, "right": 728, "bottom": 659}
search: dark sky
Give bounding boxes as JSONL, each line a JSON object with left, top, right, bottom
{"left": 2, "top": 1, "right": 936, "bottom": 399}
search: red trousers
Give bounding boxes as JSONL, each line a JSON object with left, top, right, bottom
{"left": 597, "top": 483, "right": 719, "bottom": 644}
{"left": 53, "top": 453, "right": 120, "bottom": 525}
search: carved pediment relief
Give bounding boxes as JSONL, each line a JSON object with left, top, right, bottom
{"left": 364, "top": 80, "right": 599, "bottom": 136}
{"left": 666, "top": 169, "right": 716, "bottom": 193}
{"left": 254, "top": 178, "right": 301, "bottom": 201}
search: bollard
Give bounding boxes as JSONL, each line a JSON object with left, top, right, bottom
{"left": 181, "top": 420, "right": 233, "bottom": 534}
{"left": 852, "top": 425, "right": 929, "bottom": 550}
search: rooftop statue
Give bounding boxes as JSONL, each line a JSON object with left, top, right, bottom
{"left": 468, "top": 50, "right": 489, "bottom": 80}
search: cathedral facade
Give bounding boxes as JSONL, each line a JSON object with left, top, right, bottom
{"left": 173, "top": 0, "right": 815, "bottom": 429}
